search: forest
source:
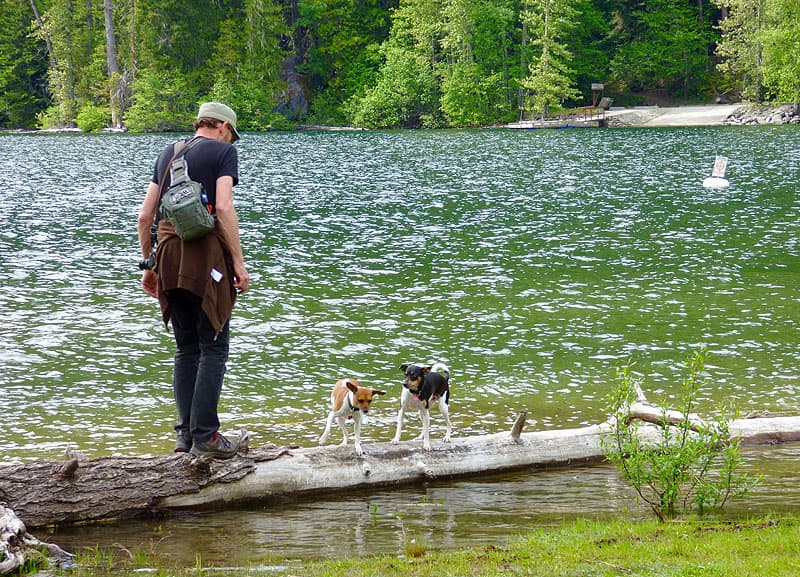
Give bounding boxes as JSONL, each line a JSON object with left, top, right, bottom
{"left": 0, "top": 0, "right": 798, "bottom": 131}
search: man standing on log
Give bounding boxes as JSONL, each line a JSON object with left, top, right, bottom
{"left": 137, "top": 102, "right": 250, "bottom": 460}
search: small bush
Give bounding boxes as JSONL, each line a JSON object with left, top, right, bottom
{"left": 35, "top": 105, "right": 67, "bottom": 130}
{"left": 124, "top": 71, "right": 196, "bottom": 132}
{"left": 603, "top": 348, "right": 760, "bottom": 521}
{"left": 76, "top": 105, "right": 110, "bottom": 133}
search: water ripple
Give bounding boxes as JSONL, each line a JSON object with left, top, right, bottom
{"left": 1, "top": 127, "right": 799, "bottom": 466}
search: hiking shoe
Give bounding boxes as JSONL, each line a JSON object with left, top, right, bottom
{"left": 190, "top": 431, "right": 239, "bottom": 460}
{"left": 174, "top": 431, "right": 191, "bottom": 453}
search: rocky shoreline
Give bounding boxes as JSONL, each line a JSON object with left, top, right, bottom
{"left": 723, "top": 103, "right": 800, "bottom": 125}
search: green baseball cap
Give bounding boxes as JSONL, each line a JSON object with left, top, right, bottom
{"left": 197, "top": 101, "right": 241, "bottom": 141}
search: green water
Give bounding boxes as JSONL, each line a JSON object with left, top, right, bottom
{"left": 2, "top": 126, "right": 797, "bottom": 461}
{"left": 1, "top": 126, "right": 799, "bottom": 560}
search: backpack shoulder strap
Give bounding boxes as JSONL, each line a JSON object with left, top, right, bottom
{"left": 156, "top": 138, "right": 195, "bottom": 221}
{"left": 169, "top": 140, "right": 192, "bottom": 185}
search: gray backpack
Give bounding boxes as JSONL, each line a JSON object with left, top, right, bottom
{"left": 159, "top": 139, "right": 215, "bottom": 241}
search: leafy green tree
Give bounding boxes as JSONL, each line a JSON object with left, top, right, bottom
{"left": 438, "top": 0, "right": 519, "bottom": 126}
{"left": 713, "top": 0, "right": 766, "bottom": 101}
{"left": 347, "top": 40, "right": 440, "bottom": 127}
{"left": 29, "top": 0, "right": 120, "bottom": 128}
{"left": 124, "top": 69, "right": 196, "bottom": 132}
{"left": 758, "top": 0, "right": 800, "bottom": 102}
{"left": 6, "top": 0, "right": 798, "bottom": 131}
{"left": 132, "top": 0, "right": 240, "bottom": 98}
{"left": 568, "top": 0, "right": 612, "bottom": 104}
{"left": 297, "top": 0, "right": 397, "bottom": 123}
{"left": 31, "top": 0, "right": 79, "bottom": 126}
{"left": 208, "top": 0, "right": 291, "bottom": 130}
{"left": 75, "top": 102, "right": 110, "bottom": 132}
{"left": 103, "top": 0, "right": 127, "bottom": 129}
{"left": 608, "top": 0, "right": 715, "bottom": 100}
{"left": 347, "top": 0, "right": 444, "bottom": 127}
{"left": 520, "top": 0, "right": 582, "bottom": 119}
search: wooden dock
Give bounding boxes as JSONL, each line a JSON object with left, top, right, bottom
{"left": 506, "top": 118, "right": 604, "bottom": 129}
{"left": 506, "top": 106, "right": 606, "bottom": 129}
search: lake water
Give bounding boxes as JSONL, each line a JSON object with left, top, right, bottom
{"left": 1, "top": 126, "right": 799, "bottom": 562}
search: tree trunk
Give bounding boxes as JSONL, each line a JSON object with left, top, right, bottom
{"left": 130, "top": 0, "right": 136, "bottom": 79}
{"left": 103, "top": 0, "right": 122, "bottom": 128}
{"left": 519, "top": 0, "right": 528, "bottom": 119}
{"left": 2, "top": 410, "right": 800, "bottom": 531}
{"left": 30, "top": 0, "right": 57, "bottom": 69}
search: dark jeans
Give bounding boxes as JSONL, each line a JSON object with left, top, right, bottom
{"left": 167, "top": 289, "right": 230, "bottom": 444}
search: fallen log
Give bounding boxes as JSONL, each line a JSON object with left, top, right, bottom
{"left": 2, "top": 406, "right": 800, "bottom": 532}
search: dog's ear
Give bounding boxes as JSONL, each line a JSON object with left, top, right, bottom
{"left": 400, "top": 364, "right": 408, "bottom": 373}
{"left": 344, "top": 379, "right": 359, "bottom": 393}
{"left": 372, "top": 389, "right": 387, "bottom": 396}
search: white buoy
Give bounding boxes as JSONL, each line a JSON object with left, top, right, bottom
{"left": 702, "top": 155, "right": 730, "bottom": 189}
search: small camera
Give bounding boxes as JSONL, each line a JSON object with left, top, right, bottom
{"left": 138, "top": 253, "right": 155, "bottom": 270}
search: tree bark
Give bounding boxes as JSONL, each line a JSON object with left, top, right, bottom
{"left": 2, "top": 409, "right": 800, "bottom": 532}
{"left": 103, "top": 0, "right": 124, "bottom": 128}
{"left": 30, "top": 0, "right": 57, "bottom": 70}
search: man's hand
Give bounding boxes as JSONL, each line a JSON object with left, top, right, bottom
{"left": 233, "top": 262, "right": 250, "bottom": 294}
{"left": 142, "top": 269, "right": 158, "bottom": 298}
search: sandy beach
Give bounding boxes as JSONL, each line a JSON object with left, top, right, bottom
{"left": 607, "top": 104, "right": 742, "bottom": 127}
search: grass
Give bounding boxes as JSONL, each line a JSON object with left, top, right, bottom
{"left": 36, "top": 515, "right": 800, "bottom": 577}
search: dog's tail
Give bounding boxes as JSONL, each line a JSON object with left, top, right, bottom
{"left": 430, "top": 362, "right": 450, "bottom": 382}
{"left": 431, "top": 362, "right": 450, "bottom": 406}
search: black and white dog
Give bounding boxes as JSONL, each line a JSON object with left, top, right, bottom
{"left": 392, "top": 362, "right": 452, "bottom": 451}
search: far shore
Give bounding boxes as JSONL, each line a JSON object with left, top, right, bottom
{"left": 3, "top": 103, "right": 798, "bottom": 134}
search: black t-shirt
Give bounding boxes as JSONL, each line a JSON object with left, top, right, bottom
{"left": 152, "top": 136, "right": 238, "bottom": 207}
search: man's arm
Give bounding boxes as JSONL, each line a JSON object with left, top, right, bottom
{"left": 214, "top": 175, "right": 250, "bottom": 293}
{"left": 137, "top": 182, "right": 161, "bottom": 298}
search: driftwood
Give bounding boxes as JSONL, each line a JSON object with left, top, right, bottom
{"left": 3, "top": 401, "right": 800, "bottom": 532}
{"left": 3, "top": 399, "right": 800, "bottom": 575}
{"left": 0, "top": 504, "right": 72, "bottom": 575}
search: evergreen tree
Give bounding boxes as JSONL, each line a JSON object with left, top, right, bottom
{"left": 520, "top": 0, "right": 582, "bottom": 119}
{"left": 0, "top": 0, "right": 49, "bottom": 127}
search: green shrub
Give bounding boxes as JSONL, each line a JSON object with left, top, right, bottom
{"left": 75, "top": 104, "right": 110, "bottom": 133}
{"left": 124, "top": 71, "right": 196, "bottom": 132}
{"left": 603, "top": 348, "right": 760, "bottom": 522}
{"left": 208, "top": 76, "right": 292, "bottom": 131}
{"left": 35, "top": 105, "right": 66, "bottom": 130}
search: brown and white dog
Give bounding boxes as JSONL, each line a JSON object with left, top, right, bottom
{"left": 319, "top": 378, "right": 385, "bottom": 456}
{"left": 392, "top": 362, "right": 452, "bottom": 451}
